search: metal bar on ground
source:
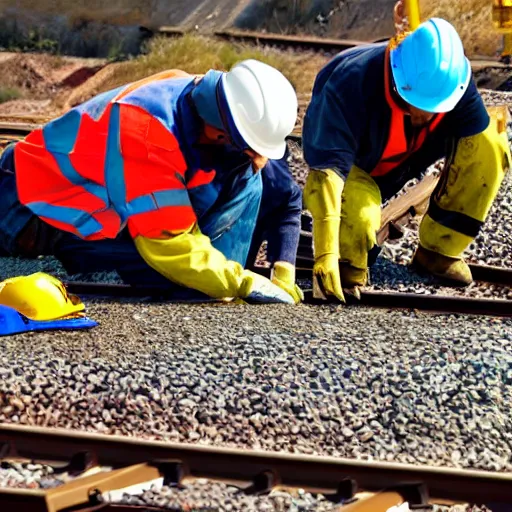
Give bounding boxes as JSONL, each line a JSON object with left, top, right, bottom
{"left": 0, "top": 424, "right": 511, "bottom": 504}
{"left": 377, "top": 174, "right": 439, "bottom": 245}
{"left": 405, "top": 0, "right": 421, "bottom": 30}
{"left": 213, "top": 29, "right": 373, "bottom": 52}
{"left": 356, "top": 290, "right": 512, "bottom": 317}
{"left": 46, "top": 464, "right": 161, "bottom": 512}
{"left": 293, "top": 252, "right": 512, "bottom": 290}
{"left": 0, "top": 122, "right": 39, "bottom": 135}
{"left": 64, "top": 266, "right": 512, "bottom": 317}
{"left": 468, "top": 264, "right": 512, "bottom": 286}
{"left": 63, "top": 282, "right": 220, "bottom": 303}
{"left": 341, "top": 491, "right": 405, "bottom": 511}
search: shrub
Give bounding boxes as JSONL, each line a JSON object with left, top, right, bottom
{"left": 93, "top": 33, "right": 327, "bottom": 97}
{"left": 0, "top": 87, "right": 22, "bottom": 104}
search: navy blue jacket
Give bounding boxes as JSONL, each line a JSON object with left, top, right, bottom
{"left": 303, "top": 43, "right": 490, "bottom": 200}
{"left": 207, "top": 144, "right": 302, "bottom": 267}
{"left": 249, "top": 147, "right": 302, "bottom": 266}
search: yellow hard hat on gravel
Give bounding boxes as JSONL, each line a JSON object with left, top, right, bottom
{"left": 0, "top": 272, "right": 85, "bottom": 321}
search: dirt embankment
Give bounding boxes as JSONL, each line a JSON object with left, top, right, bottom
{"left": 0, "top": 0, "right": 396, "bottom": 61}
{"left": 0, "top": 53, "right": 106, "bottom": 118}
{"left": 235, "top": 0, "right": 397, "bottom": 40}
{"left": 0, "top": 0, "right": 503, "bottom": 59}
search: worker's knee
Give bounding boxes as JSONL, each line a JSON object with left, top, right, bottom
{"left": 435, "top": 125, "right": 510, "bottom": 224}
{"left": 419, "top": 214, "right": 474, "bottom": 259}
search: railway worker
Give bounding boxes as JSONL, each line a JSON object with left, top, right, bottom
{"left": 0, "top": 60, "right": 304, "bottom": 304}
{"left": 302, "top": 15, "right": 511, "bottom": 303}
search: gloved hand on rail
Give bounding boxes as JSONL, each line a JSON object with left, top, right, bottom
{"left": 134, "top": 224, "right": 295, "bottom": 304}
{"left": 271, "top": 261, "right": 304, "bottom": 304}
{"left": 303, "top": 168, "right": 345, "bottom": 303}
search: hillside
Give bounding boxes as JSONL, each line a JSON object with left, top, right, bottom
{"left": 0, "top": 1, "right": 503, "bottom": 58}
{"left": 235, "top": 0, "right": 397, "bottom": 40}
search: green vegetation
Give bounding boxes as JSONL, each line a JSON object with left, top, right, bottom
{"left": 92, "top": 34, "right": 326, "bottom": 98}
{"left": 0, "top": 87, "right": 22, "bottom": 104}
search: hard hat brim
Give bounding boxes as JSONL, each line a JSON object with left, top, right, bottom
{"left": 390, "top": 50, "right": 471, "bottom": 113}
{"left": 0, "top": 304, "right": 97, "bottom": 336}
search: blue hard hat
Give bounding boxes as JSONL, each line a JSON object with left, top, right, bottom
{"left": 390, "top": 18, "right": 471, "bottom": 113}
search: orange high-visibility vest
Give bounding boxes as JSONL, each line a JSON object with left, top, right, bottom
{"left": 370, "top": 49, "right": 445, "bottom": 178}
{"left": 14, "top": 70, "right": 215, "bottom": 240}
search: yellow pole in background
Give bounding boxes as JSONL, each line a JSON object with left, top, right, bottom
{"left": 404, "top": 0, "right": 421, "bottom": 30}
{"left": 492, "top": 0, "right": 512, "bottom": 62}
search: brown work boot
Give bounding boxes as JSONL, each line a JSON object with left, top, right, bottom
{"left": 411, "top": 245, "right": 473, "bottom": 287}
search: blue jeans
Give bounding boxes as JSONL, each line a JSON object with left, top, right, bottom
{"left": 0, "top": 144, "right": 263, "bottom": 295}
{"left": 0, "top": 146, "right": 34, "bottom": 255}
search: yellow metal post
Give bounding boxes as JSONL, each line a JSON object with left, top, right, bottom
{"left": 492, "top": 0, "right": 512, "bottom": 31}
{"left": 492, "top": 0, "right": 512, "bottom": 62}
{"left": 405, "top": 0, "right": 421, "bottom": 30}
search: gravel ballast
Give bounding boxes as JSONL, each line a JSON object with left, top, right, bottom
{"left": 0, "top": 91, "right": 510, "bottom": 512}
{"left": 0, "top": 301, "right": 511, "bottom": 476}
{"left": 103, "top": 479, "right": 491, "bottom": 511}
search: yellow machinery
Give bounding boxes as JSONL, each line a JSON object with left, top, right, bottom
{"left": 403, "top": 0, "right": 511, "bottom": 64}
{"left": 492, "top": 0, "right": 512, "bottom": 63}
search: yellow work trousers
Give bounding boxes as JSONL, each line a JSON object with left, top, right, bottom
{"left": 419, "top": 124, "right": 511, "bottom": 258}
{"left": 336, "top": 122, "right": 511, "bottom": 269}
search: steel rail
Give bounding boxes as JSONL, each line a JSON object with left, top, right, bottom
{"left": 346, "top": 290, "right": 512, "bottom": 317}
{"left": 154, "top": 25, "right": 379, "bottom": 53}
{"left": 213, "top": 28, "right": 373, "bottom": 52}
{"left": 292, "top": 253, "right": 512, "bottom": 288}
{"left": 0, "top": 424, "right": 511, "bottom": 506}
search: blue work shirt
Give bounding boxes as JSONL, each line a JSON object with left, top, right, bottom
{"left": 145, "top": 79, "right": 302, "bottom": 266}
{"left": 202, "top": 142, "right": 302, "bottom": 266}
{"left": 303, "top": 43, "right": 490, "bottom": 200}
{"left": 250, "top": 148, "right": 302, "bottom": 266}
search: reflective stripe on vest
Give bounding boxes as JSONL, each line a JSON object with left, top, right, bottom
{"left": 370, "top": 49, "right": 445, "bottom": 178}
{"left": 28, "top": 202, "right": 103, "bottom": 238}
{"left": 26, "top": 98, "right": 193, "bottom": 239}
{"left": 105, "top": 103, "right": 192, "bottom": 220}
{"left": 25, "top": 109, "right": 111, "bottom": 238}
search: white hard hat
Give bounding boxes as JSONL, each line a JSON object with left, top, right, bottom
{"left": 221, "top": 59, "right": 298, "bottom": 159}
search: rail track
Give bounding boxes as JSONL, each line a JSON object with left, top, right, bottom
{"left": 0, "top": 423, "right": 510, "bottom": 511}
{"left": 152, "top": 26, "right": 512, "bottom": 92}
{"left": 156, "top": 26, "right": 382, "bottom": 54}
{"left": 0, "top": 119, "right": 510, "bottom": 318}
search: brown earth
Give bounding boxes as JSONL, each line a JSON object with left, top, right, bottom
{"left": 0, "top": 50, "right": 507, "bottom": 122}
{"left": 0, "top": 53, "right": 106, "bottom": 117}
{"left": 235, "top": 0, "right": 397, "bottom": 41}
{"left": 0, "top": 0, "right": 507, "bottom": 121}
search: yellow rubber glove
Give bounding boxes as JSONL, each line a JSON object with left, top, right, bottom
{"left": 303, "top": 169, "right": 345, "bottom": 302}
{"left": 271, "top": 261, "right": 304, "bottom": 304}
{"left": 339, "top": 166, "right": 382, "bottom": 270}
{"left": 134, "top": 224, "right": 294, "bottom": 303}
